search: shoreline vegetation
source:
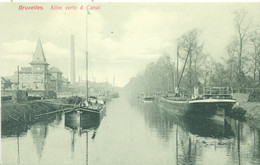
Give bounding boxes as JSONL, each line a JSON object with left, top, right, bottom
{"left": 2, "top": 93, "right": 260, "bottom": 121}
{"left": 232, "top": 93, "right": 260, "bottom": 121}
{"left": 1, "top": 99, "right": 73, "bottom": 130}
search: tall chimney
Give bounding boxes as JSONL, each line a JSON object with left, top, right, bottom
{"left": 70, "top": 35, "right": 75, "bottom": 84}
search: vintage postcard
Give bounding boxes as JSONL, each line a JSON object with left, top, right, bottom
{"left": 1, "top": 2, "right": 260, "bottom": 165}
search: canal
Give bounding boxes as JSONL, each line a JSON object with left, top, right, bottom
{"left": 2, "top": 95, "right": 260, "bottom": 165}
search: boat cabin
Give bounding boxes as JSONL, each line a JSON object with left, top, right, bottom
{"left": 203, "top": 87, "right": 232, "bottom": 95}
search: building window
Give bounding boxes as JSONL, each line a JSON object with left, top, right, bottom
{"left": 22, "top": 83, "right": 26, "bottom": 89}
{"left": 35, "top": 83, "right": 38, "bottom": 89}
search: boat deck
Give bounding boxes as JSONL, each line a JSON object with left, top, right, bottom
{"left": 66, "top": 105, "right": 105, "bottom": 114}
{"left": 189, "top": 98, "right": 236, "bottom": 104}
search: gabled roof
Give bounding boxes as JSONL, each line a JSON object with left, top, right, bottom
{"left": 30, "top": 39, "right": 48, "bottom": 65}
{"left": 49, "top": 67, "right": 62, "bottom": 73}
{"left": 20, "top": 67, "right": 32, "bottom": 73}
{"left": 1, "top": 77, "right": 7, "bottom": 83}
{"left": 2, "top": 76, "right": 18, "bottom": 83}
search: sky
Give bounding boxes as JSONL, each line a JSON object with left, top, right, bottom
{"left": 1, "top": 3, "right": 260, "bottom": 87}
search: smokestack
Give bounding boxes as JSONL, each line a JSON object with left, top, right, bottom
{"left": 70, "top": 35, "right": 75, "bottom": 84}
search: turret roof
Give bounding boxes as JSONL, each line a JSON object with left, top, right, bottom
{"left": 30, "top": 39, "right": 48, "bottom": 65}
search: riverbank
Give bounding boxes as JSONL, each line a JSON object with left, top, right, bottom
{"left": 232, "top": 93, "right": 260, "bottom": 120}
{"left": 1, "top": 99, "right": 73, "bottom": 128}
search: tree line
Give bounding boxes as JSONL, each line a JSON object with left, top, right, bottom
{"left": 124, "top": 10, "right": 260, "bottom": 96}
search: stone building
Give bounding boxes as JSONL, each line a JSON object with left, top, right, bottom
{"left": 17, "top": 39, "right": 67, "bottom": 91}
{"left": 49, "top": 67, "right": 63, "bottom": 91}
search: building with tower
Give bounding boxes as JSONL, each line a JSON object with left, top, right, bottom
{"left": 9, "top": 39, "right": 68, "bottom": 92}
{"left": 19, "top": 39, "right": 50, "bottom": 90}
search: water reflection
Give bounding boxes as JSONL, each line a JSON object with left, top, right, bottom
{"left": 2, "top": 124, "right": 28, "bottom": 137}
{"left": 64, "top": 109, "right": 106, "bottom": 165}
{"left": 138, "top": 99, "right": 260, "bottom": 165}
{"left": 1, "top": 97, "right": 260, "bottom": 165}
{"left": 183, "top": 117, "right": 235, "bottom": 138}
{"left": 141, "top": 102, "right": 174, "bottom": 142}
{"left": 30, "top": 113, "right": 60, "bottom": 160}
{"left": 30, "top": 123, "right": 48, "bottom": 160}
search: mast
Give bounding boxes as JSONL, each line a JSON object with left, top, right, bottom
{"left": 177, "top": 48, "right": 191, "bottom": 89}
{"left": 113, "top": 75, "right": 115, "bottom": 91}
{"left": 189, "top": 45, "right": 192, "bottom": 95}
{"left": 70, "top": 35, "right": 75, "bottom": 85}
{"left": 176, "top": 46, "right": 179, "bottom": 89}
{"left": 17, "top": 134, "right": 20, "bottom": 165}
{"left": 86, "top": 132, "right": 88, "bottom": 165}
{"left": 176, "top": 125, "right": 178, "bottom": 165}
{"left": 106, "top": 76, "right": 108, "bottom": 91}
{"left": 172, "top": 60, "right": 175, "bottom": 93}
{"left": 86, "top": 12, "right": 89, "bottom": 100}
{"left": 17, "top": 66, "right": 19, "bottom": 91}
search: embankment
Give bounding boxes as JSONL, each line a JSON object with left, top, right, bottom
{"left": 231, "top": 93, "right": 260, "bottom": 120}
{"left": 1, "top": 99, "right": 73, "bottom": 128}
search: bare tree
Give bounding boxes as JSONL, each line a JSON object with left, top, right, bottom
{"left": 226, "top": 40, "right": 239, "bottom": 87}
{"left": 248, "top": 30, "right": 260, "bottom": 90}
{"left": 234, "top": 10, "right": 251, "bottom": 87}
{"left": 178, "top": 29, "right": 204, "bottom": 94}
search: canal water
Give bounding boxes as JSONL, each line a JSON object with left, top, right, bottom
{"left": 2, "top": 95, "right": 260, "bottom": 165}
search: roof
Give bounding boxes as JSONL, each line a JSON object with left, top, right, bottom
{"left": 49, "top": 67, "right": 62, "bottom": 73}
{"left": 2, "top": 76, "right": 18, "bottom": 83}
{"left": 62, "top": 77, "right": 69, "bottom": 82}
{"left": 1, "top": 77, "right": 7, "bottom": 83}
{"left": 20, "top": 67, "right": 32, "bottom": 73}
{"left": 30, "top": 39, "right": 48, "bottom": 65}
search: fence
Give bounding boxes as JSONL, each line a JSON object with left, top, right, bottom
{"left": 231, "top": 88, "right": 260, "bottom": 94}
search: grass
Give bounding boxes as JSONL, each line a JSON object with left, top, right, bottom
{"left": 1, "top": 99, "right": 71, "bottom": 124}
{"left": 232, "top": 93, "right": 260, "bottom": 120}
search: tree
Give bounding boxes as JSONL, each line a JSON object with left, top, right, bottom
{"left": 226, "top": 40, "right": 239, "bottom": 87}
{"left": 2, "top": 78, "right": 13, "bottom": 90}
{"left": 156, "top": 53, "right": 175, "bottom": 92}
{"left": 234, "top": 10, "right": 251, "bottom": 87}
{"left": 248, "top": 30, "right": 260, "bottom": 90}
{"left": 124, "top": 53, "right": 176, "bottom": 95}
{"left": 177, "top": 29, "right": 204, "bottom": 95}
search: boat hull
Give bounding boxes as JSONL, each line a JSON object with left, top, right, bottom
{"left": 143, "top": 98, "right": 154, "bottom": 101}
{"left": 157, "top": 97, "right": 236, "bottom": 117}
{"left": 142, "top": 97, "right": 154, "bottom": 103}
{"left": 65, "top": 111, "right": 104, "bottom": 132}
{"left": 156, "top": 97, "right": 189, "bottom": 116}
{"left": 65, "top": 106, "right": 106, "bottom": 131}
{"left": 74, "top": 104, "right": 106, "bottom": 114}
{"left": 188, "top": 99, "right": 236, "bottom": 116}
